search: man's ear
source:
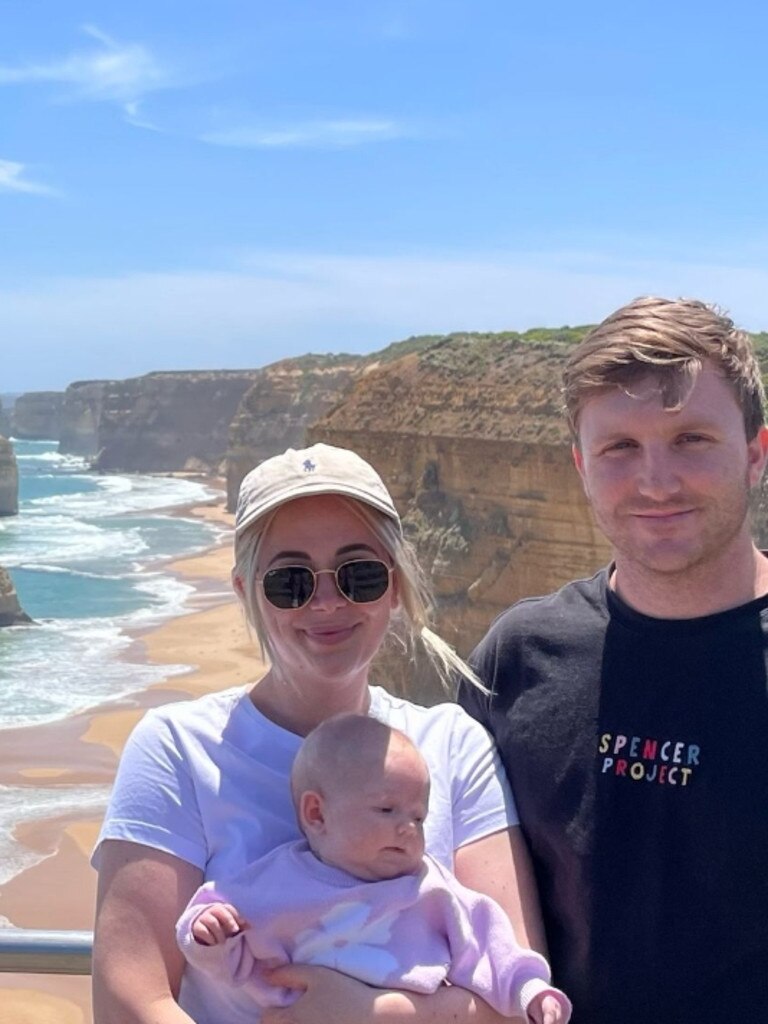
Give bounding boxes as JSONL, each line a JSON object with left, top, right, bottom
{"left": 572, "top": 443, "right": 590, "bottom": 498}
{"left": 299, "top": 791, "right": 326, "bottom": 836}
{"left": 231, "top": 568, "right": 245, "bottom": 599}
{"left": 747, "top": 426, "right": 768, "bottom": 489}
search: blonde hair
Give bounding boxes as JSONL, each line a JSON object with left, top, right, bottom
{"left": 232, "top": 494, "right": 485, "bottom": 693}
{"left": 564, "top": 296, "right": 765, "bottom": 441}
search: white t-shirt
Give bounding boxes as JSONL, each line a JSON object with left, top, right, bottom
{"left": 93, "top": 684, "right": 517, "bottom": 1020}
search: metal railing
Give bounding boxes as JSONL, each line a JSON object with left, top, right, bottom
{"left": 0, "top": 929, "right": 92, "bottom": 975}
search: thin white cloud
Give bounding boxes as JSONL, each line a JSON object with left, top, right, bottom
{"left": 201, "top": 119, "right": 408, "bottom": 149}
{"left": 80, "top": 24, "right": 118, "bottom": 49}
{"left": 0, "top": 24, "right": 176, "bottom": 124}
{"left": 123, "top": 100, "right": 161, "bottom": 132}
{"left": 3, "top": 248, "right": 768, "bottom": 389}
{"left": 0, "top": 159, "right": 57, "bottom": 197}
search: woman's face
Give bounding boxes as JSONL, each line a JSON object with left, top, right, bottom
{"left": 252, "top": 494, "right": 398, "bottom": 692}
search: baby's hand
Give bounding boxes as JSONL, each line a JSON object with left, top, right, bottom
{"left": 527, "top": 992, "right": 566, "bottom": 1024}
{"left": 191, "top": 902, "right": 247, "bottom": 946}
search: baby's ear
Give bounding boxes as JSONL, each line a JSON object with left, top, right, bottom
{"left": 299, "top": 791, "right": 326, "bottom": 834}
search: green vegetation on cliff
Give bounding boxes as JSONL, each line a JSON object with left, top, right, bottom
{"left": 279, "top": 334, "right": 443, "bottom": 372}
{"left": 416, "top": 326, "right": 768, "bottom": 391}
{"left": 418, "top": 329, "right": 586, "bottom": 380}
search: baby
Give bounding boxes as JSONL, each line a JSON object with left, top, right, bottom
{"left": 176, "top": 714, "right": 571, "bottom": 1024}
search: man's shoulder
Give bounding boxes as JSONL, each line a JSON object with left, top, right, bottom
{"left": 486, "top": 565, "right": 609, "bottom": 638}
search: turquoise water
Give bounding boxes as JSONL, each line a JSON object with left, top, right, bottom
{"left": 0, "top": 444, "right": 234, "bottom": 892}
{"left": 0, "top": 440, "right": 232, "bottom": 887}
{"left": 0, "top": 440, "right": 229, "bottom": 730}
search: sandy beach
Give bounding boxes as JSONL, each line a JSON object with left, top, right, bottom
{"left": 0, "top": 497, "right": 265, "bottom": 1022}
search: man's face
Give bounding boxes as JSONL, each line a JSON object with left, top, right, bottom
{"left": 573, "top": 364, "right": 768, "bottom": 578}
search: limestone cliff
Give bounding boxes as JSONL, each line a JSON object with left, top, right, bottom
{"left": 227, "top": 356, "right": 364, "bottom": 510}
{"left": 0, "top": 437, "right": 19, "bottom": 516}
{"left": 0, "top": 566, "right": 32, "bottom": 626}
{"left": 226, "top": 338, "right": 440, "bottom": 510}
{"left": 92, "top": 371, "right": 262, "bottom": 473}
{"left": 308, "top": 333, "right": 608, "bottom": 698}
{"left": 59, "top": 380, "right": 111, "bottom": 457}
{"left": 11, "top": 391, "right": 64, "bottom": 440}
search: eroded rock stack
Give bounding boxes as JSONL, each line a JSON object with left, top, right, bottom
{"left": 0, "top": 397, "right": 10, "bottom": 438}
{"left": 0, "top": 436, "right": 19, "bottom": 516}
{"left": 0, "top": 437, "right": 30, "bottom": 625}
{"left": 0, "top": 567, "right": 31, "bottom": 626}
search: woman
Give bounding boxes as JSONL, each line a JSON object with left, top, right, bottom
{"left": 92, "top": 443, "right": 545, "bottom": 1024}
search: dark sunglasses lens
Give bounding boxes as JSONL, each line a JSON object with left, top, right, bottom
{"left": 337, "top": 560, "right": 390, "bottom": 603}
{"left": 263, "top": 567, "right": 315, "bottom": 609}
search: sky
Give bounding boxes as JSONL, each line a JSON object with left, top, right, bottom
{"left": 3, "top": 0, "right": 768, "bottom": 393}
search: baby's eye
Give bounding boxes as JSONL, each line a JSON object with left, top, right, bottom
{"left": 377, "top": 806, "right": 394, "bottom": 814}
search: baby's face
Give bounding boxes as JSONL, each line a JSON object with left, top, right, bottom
{"left": 313, "top": 739, "right": 429, "bottom": 881}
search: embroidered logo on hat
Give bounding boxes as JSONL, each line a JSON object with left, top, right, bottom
{"left": 303, "top": 459, "right": 317, "bottom": 472}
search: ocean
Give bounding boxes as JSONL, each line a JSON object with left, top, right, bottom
{"left": 0, "top": 439, "right": 229, "bottom": 887}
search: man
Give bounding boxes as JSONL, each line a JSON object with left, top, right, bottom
{"left": 459, "top": 296, "right": 768, "bottom": 1023}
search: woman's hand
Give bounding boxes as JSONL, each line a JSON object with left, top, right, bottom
{"left": 260, "top": 963, "right": 523, "bottom": 1024}
{"left": 261, "top": 965, "right": 390, "bottom": 1024}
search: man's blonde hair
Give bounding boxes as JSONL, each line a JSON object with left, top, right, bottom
{"left": 563, "top": 296, "right": 766, "bottom": 441}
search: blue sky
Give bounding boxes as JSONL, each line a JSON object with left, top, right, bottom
{"left": 3, "top": 0, "right": 768, "bottom": 392}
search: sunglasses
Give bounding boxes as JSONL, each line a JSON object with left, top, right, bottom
{"left": 259, "top": 559, "right": 394, "bottom": 609}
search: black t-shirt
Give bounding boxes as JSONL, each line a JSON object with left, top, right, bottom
{"left": 459, "top": 568, "right": 768, "bottom": 1024}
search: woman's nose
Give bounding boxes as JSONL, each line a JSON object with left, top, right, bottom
{"left": 309, "top": 569, "right": 346, "bottom": 609}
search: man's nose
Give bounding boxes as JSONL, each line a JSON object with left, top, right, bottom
{"left": 635, "top": 444, "right": 682, "bottom": 500}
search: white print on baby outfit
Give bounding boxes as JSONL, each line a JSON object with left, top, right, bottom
{"left": 292, "top": 901, "right": 401, "bottom": 981}
{"left": 598, "top": 732, "right": 701, "bottom": 786}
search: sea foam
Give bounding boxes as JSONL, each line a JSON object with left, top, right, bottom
{"left": 1, "top": 440, "right": 229, "bottom": 728}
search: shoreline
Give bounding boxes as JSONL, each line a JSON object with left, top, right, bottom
{"left": 0, "top": 491, "right": 266, "bottom": 1021}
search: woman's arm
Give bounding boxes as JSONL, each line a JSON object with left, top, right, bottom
{"left": 261, "top": 963, "right": 516, "bottom": 1024}
{"left": 92, "top": 839, "right": 203, "bottom": 1024}
{"left": 454, "top": 825, "right": 548, "bottom": 955}
{"left": 262, "top": 826, "right": 543, "bottom": 1024}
